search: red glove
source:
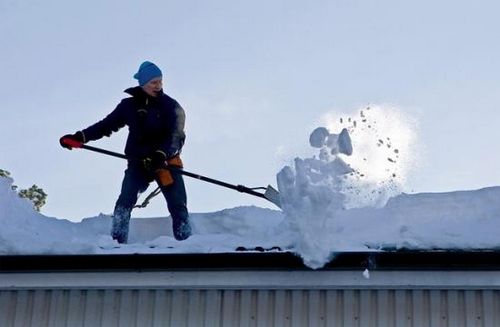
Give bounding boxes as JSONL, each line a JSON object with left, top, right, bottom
{"left": 59, "top": 132, "right": 85, "bottom": 150}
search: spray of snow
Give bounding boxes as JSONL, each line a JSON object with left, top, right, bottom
{"left": 325, "top": 104, "right": 419, "bottom": 208}
{"left": 277, "top": 105, "right": 419, "bottom": 268}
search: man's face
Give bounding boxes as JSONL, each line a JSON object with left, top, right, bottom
{"left": 142, "top": 77, "right": 163, "bottom": 97}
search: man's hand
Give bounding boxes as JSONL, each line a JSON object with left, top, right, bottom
{"left": 143, "top": 151, "right": 167, "bottom": 172}
{"left": 59, "top": 132, "right": 85, "bottom": 150}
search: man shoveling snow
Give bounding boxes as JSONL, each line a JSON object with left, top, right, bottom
{"left": 60, "top": 61, "right": 192, "bottom": 244}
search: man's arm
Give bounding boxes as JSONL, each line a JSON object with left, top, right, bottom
{"left": 158, "top": 102, "right": 186, "bottom": 158}
{"left": 80, "top": 101, "right": 127, "bottom": 142}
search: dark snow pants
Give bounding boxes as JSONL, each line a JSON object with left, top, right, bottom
{"left": 111, "top": 165, "right": 192, "bottom": 243}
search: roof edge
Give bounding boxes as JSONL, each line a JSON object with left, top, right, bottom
{"left": 3, "top": 270, "right": 500, "bottom": 290}
{"left": 1, "top": 251, "right": 500, "bottom": 272}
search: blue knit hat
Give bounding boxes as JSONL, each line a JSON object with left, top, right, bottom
{"left": 133, "top": 61, "right": 162, "bottom": 86}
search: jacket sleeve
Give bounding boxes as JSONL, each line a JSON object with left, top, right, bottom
{"left": 160, "top": 102, "right": 186, "bottom": 157}
{"left": 80, "top": 101, "right": 127, "bottom": 142}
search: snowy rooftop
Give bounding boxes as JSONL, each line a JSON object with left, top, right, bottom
{"left": 2, "top": 171, "right": 500, "bottom": 270}
{"left": 2, "top": 108, "right": 500, "bottom": 269}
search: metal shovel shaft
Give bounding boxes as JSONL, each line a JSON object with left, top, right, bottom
{"left": 63, "top": 139, "right": 281, "bottom": 207}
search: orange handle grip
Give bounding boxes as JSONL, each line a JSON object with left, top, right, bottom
{"left": 61, "top": 138, "right": 83, "bottom": 149}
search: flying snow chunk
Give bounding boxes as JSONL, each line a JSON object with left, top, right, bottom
{"left": 337, "top": 128, "right": 353, "bottom": 156}
{"left": 309, "top": 127, "right": 353, "bottom": 156}
{"left": 309, "top": 127, "right": 329, "bottom": 148}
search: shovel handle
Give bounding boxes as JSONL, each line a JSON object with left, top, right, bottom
{"left": 64, "top": 142, "right": 280, "bottom": 207}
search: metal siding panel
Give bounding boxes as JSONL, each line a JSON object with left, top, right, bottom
{"left": 284, "top": 290, "right": 293, "bottom": 327}
{"left": 170, "top": 290, "right": 188, "bottom": 327}
{"left": 30, "top": 290, "right": 48, "bottom": 327}
{"left": 0, "top": 291, "right": 17, "bottom": 327}
{"left": 270, "top": 289, "right": 278, "bottom": 327}
{"left": 153, "top": 290, "right": 173, "bottom": 327}
{"left": 204, "top": 290, "right": 222, "bottom": 327}
{"left": 319, "top": 290, "right": 327, "bottom": 327}
{"left": 200, "top": 290, "right": 211, "bottom": 326}
{"left": 187, "top": 290, "right": 203, "bottom": 327}
{"left": 308, "top": 290, "right": 323, "bottom": 327}
{"left": 238, "top": 290, "right": 250, "bottom": 327}
{"left": 250, "top": 290, "right": 259, "bottom": 327}
{"left": 494, "top": 291, "right": 500, "bottom": 326}
{"left": 291, "top": 290, "right": 305, "bottom": 327}
{"left": 394, "top": 290, "right": 407, "bottom": 326}
{"left": 448, "top": 290, "right": 465, "bottom": 327}
{"left": 476, "top": 290, "right": 486, "bottom": 327}
{"left": 477, "top": 290, "right": 486, "bottom": 327}
{"left": 405, "top": 290, "right": 414, "bottom": 327}
{"left": 221, "top": 290, "right": 236, "bottom": 326}
{"left": 472, "top": 290, "right": 483, "bottom": 327}
{"left": 12, "top": 290, "right": 24, "bottom": 327}
{"left": 118, "top": 290, "right": 138, "bottom": 327}
{"left": 377, "top": 290, "right": 393, "bottom": 327}
{"left": 48, "top": 290, "right": 69, "bottom": 327}
{"left": 344, "top": 290, "right": 360, "bottom": 327}
{"left": 136, "top": 290, "right": 155, "bottom": 327}
{"left": 344, "top": 289, "right": 354, "bottom": 325}
{"left": 412, "top": 290, "right": 424, "bottom": 327}
{"left": 440, "top": 290, "right": 449, "bottom": 327}
{"left": 256, "top": 290, "right": 271, "bottom": 326}
{"left": 13, "top": 290, "right": 33, "bottom": 327}
{"left": 273, "top": 290, "right": 290, "bottom": 327}
{"left": 428, "top": 290, "right": 442, "bottom": 327}
{"left": 464, "top": 290, "right": 475, "bottom": 326}
{"left": 371, "top": 290, "right": 378, "bottom": 327}
{"left": 482, "top": 290, "right": 495, "bottom": 327}
{"left": 324, "top": 290, "right": 334, "bottom": 326}
{"left": 328, "top": 290, "right": 344, "bottom": 326}
{"left": 83, "top": 290, "right": 102, "bottom": 327}
{"left": 359, "top": 290, "right": 369, "bottom": 327}
{"left": 359, "top": 290, "right": 374, "bottom": 327}
{"left": 100, "top": 290, "right": 120, "bottom": 327}
{"left": 65, "top": 290, "right": 84, "bottom": 327}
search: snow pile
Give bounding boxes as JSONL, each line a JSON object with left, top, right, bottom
{"left": 0, "top": 176, "right": 97, "bottom": 254}
{"left": 0, "top": 175, "right": 289, "bottom": 255}
{"left": 81, "top": 206, "right": 289, "bottom": 254}
{"left": 277, "top": 134, "right": 354, "bottom": 268}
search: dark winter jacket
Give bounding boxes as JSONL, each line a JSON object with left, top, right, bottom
{"left": 81, "top": 87, "right": 186, "bottom": 160}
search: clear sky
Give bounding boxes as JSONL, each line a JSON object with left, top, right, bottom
{"left": 1, "top": 0, "right": 499, "bottom": 221}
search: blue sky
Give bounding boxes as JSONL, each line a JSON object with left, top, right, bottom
{"left": 1, "top": 1, "right": 499, "bottom": 221}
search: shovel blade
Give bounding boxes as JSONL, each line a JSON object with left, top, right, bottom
{"left": 264, "top": 185, "right": 282, "bottom": 208}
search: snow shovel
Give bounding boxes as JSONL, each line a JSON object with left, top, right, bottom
{"left": 61, "top": 138, "right": 281, "bottom": 208}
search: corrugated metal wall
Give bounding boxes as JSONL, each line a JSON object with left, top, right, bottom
{"left": 1, "top": 289, "right": 500, "bottom": 327}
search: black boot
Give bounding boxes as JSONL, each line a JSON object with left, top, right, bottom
{"left": 173, "top": 217, "right": 192, "bottom": 241}
{"left": 111, "top": 206, "right": 131, "bottom": 244}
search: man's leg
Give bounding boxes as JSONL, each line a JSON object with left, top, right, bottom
{"left": 160, "top": 171, "right": 192, "bottom": 240}
{"left": 112, "top": 168, "right": 150, "bottom": 243}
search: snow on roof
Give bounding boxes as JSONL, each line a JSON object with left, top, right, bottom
{"left": 2, "top": 175, "right": 500, "bottom": 270}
